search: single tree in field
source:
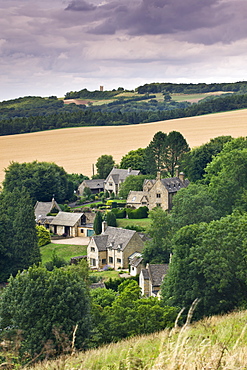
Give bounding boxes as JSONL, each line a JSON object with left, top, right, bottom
{"left": 95, "top": 155, "right": 115, "bottom": 179}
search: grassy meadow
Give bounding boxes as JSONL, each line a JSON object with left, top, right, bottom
{"left": 1, "top": 109, "right": 247, "bottom": 184}
{"left": 41, "top": 243, "right": 88, "bottom": 264}
{"left": 24, "top": 309, "right": 247, "bottom": 370}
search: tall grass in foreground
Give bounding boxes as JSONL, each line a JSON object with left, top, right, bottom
{"left": 24, "top": 309, "right": 247, "bottom": 370}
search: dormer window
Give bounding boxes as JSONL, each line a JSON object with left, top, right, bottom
{"left": 156, "top": 193, "right": 161, "bottom": 198}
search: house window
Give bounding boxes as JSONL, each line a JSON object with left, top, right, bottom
{"left": 156, "top": 203, "right": 161, "bottom": 207}
{"left": 102, "top": 259, "right": 106, "bottom": 264}
{"left": 91, "top": 247, "right": 95, "bottom": 252}
{"left": 109, "top": 182, "right": 113, "bottom": 186}
{"left": 132, "top": 267, "right": 135, "bottom": 271}
{"left": 90, "top": 258, "right": 96, "bottom": 266}
{"left": 156, "top": 193, "right": 161, "bottom": 198}
{"left": 142, "top": 201, "right": 147, "bottom": 205}
{"left": 109, "top": 257, "right": 113, "bottom": 263}
{"left": 117, "top": 258, "right": 121, "bottom": 263}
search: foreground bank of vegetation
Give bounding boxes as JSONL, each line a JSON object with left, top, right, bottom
{"left": 22, "top": 309, "right": 247, "bottom": 370}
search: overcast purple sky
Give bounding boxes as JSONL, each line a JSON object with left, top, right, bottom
{"left": 1, "top": 0, "right": 247, "bottom": 101}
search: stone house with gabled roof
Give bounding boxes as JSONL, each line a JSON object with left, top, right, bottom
{"left": 139, "top": 264, "right": 169, "bottom": 297}
{"left": 34, "top": 198, "right": 61, "bottom": 227}
{"left": 77, "top": 179, "right": 104, "bottom": 196}
{"left": 87, "top": 226, "right": 144, "bottom": 270}
{"left": 126, "top": 170, "right": 189, "bottom": 211}
{"left": 50, "top": 211, "right": 94, "bottom": 237}
{"left": 126, "top": 191, "right": 149, "bottom": 209}
{"left": 104, "top": 167, "right": 141, "bottom": 195}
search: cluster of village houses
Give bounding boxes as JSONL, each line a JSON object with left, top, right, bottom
{"left": 34, "top": 167, "right": 189, "bottom": 297}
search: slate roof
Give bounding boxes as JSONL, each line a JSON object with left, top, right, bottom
{"left": 129, "top": 256, "right": 143, "bottom": 268}
{"left": 82, "top": 179, "right": 104, "bottom": 190}
{"left": 161, "top": 177, "right": 190, "bottom": 193}
{"left": 148, "top": 264, "right": 169, "bottom": 287}
{"left": 34, "top": 198, "right": 61, "bottom": 220}
{"left": 92, "top": 226, "right": 138, "bottom": 252}
{"left": 140, "top": 268, "right": 150, "bottom": 280}
{"left": 105, "top": 168, "right": 141, "bottom": 184}
{"left": 50, "top": 212, "right": 84, "bottom": 227}
{"left": 126, "top": 191, "right": 148, "bottom": 204}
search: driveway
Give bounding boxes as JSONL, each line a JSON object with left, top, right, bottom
{"left": 51, "top": 237, "right": 90, "bottom": 245}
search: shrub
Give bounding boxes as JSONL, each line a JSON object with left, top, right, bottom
{"left": 111, "top": 208, "right": 126, "bottom": 218}
{"left": 36, "top": 225, "right": 51, "bottom": 247}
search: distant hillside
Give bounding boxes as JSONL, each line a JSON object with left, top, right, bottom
{"left": 2, "top": 82, "right": 247, "bottom": 136}
{"left": 25, "top": 309, "right": 247, "bottom": 370}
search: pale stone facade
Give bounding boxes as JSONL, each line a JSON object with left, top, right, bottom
{"left": 104, "top": 168, "right": 141, "bottom": 195}
{"left": 139, "top": 264, "right": 169, "bottom": 297}
{"left": 87, "top": 226, "right": 144, "bottom": 270}
{"left": 126, "top": 172, "right": 189, "bottom": 211}
{"left": 50, "top": 211, "right": 94, "bottom": 237}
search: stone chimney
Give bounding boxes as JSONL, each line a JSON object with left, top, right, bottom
{"left": 128, "top": 167, "right": 132, "bottom": 173}
{"left": 175, "top": 166, "right": 179, "bottom": 178}
{"left": 156, "top": 171, "right": 161, "bottom": 180}
{"left": 102, "top": 220, "right": 107, "bottom": 233}
{"left": 179, "top": 172, "right": 185, "bottom": 183}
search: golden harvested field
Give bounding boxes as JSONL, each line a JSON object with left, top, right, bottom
{"left": 1, "top": 109, "right": 247, "bottom": 184}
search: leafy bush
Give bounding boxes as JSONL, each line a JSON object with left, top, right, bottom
{"left": 36, "top": 225, "right": 51, "bottom": 247}
{"left": 111, "top": 208, "right": 126, "bottom": 218}
{"left": 126, "top": 206, "right": 149, "bottom": 219}
{"left": 0, "top": 264, "right": 91, "bottom": 361}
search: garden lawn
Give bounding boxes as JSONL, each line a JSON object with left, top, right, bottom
{"left": 116, "top": 217, "right": 151, "bottom": 231}
{"left": 90, "top": 269, "right": 121, "bottom": 280}
{"left": 41, "top": 243, "right": 87, "bottom": 264}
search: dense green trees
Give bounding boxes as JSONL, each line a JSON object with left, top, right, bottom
{"left": 95, "top": 154, "right": 115, "bottom": 179}
{"left": 0, "top": 264, "right": 91, "bottom": 360}
{"left": 3, "top": 161, "right": 74, "bottom": 203}
{"left": 0, "top": 188, "right": 41, "bottom": 282}
{"left": 2, "top": 88, "right": 247, "bottom": 136}
{"left": 162, "top": 212, "right": 247, "bottom": 319}
{"left": 145, "top": 131, "right": 167, "bottom": 175}
{"left": 182, "top": 136, "right": 232, "bottom": 182}
{"left": 165, "top": 131, "right": 190, "bottom": 176}
{"left": 142, "top": 208, "right": 173, "bottom": 264}
{"left": 90, "top": 280, "right": 178, "bottom": 346}
{"left": 118, "top": 174, "right": 149, "bottom": 198}
{"left": 105, "top": 211, "right": 117, "bottom": 227}
{"left": 93, "top": 211, "right": 102, "bottom": 235}
{"left": 171, "top": 183, "right": 219, "bottom": 229}
{"left": 205, "top": 137, "right": 247, "bottom": 216}
{"left": 120, "top": 148, "right": 146, "bottom": 173}
{"left": 145, "top": 131, "right": 189, "bottom": 176}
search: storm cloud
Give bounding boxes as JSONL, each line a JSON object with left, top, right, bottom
{"left": 1, "top": 0, "right": 247, "bottom": 100}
